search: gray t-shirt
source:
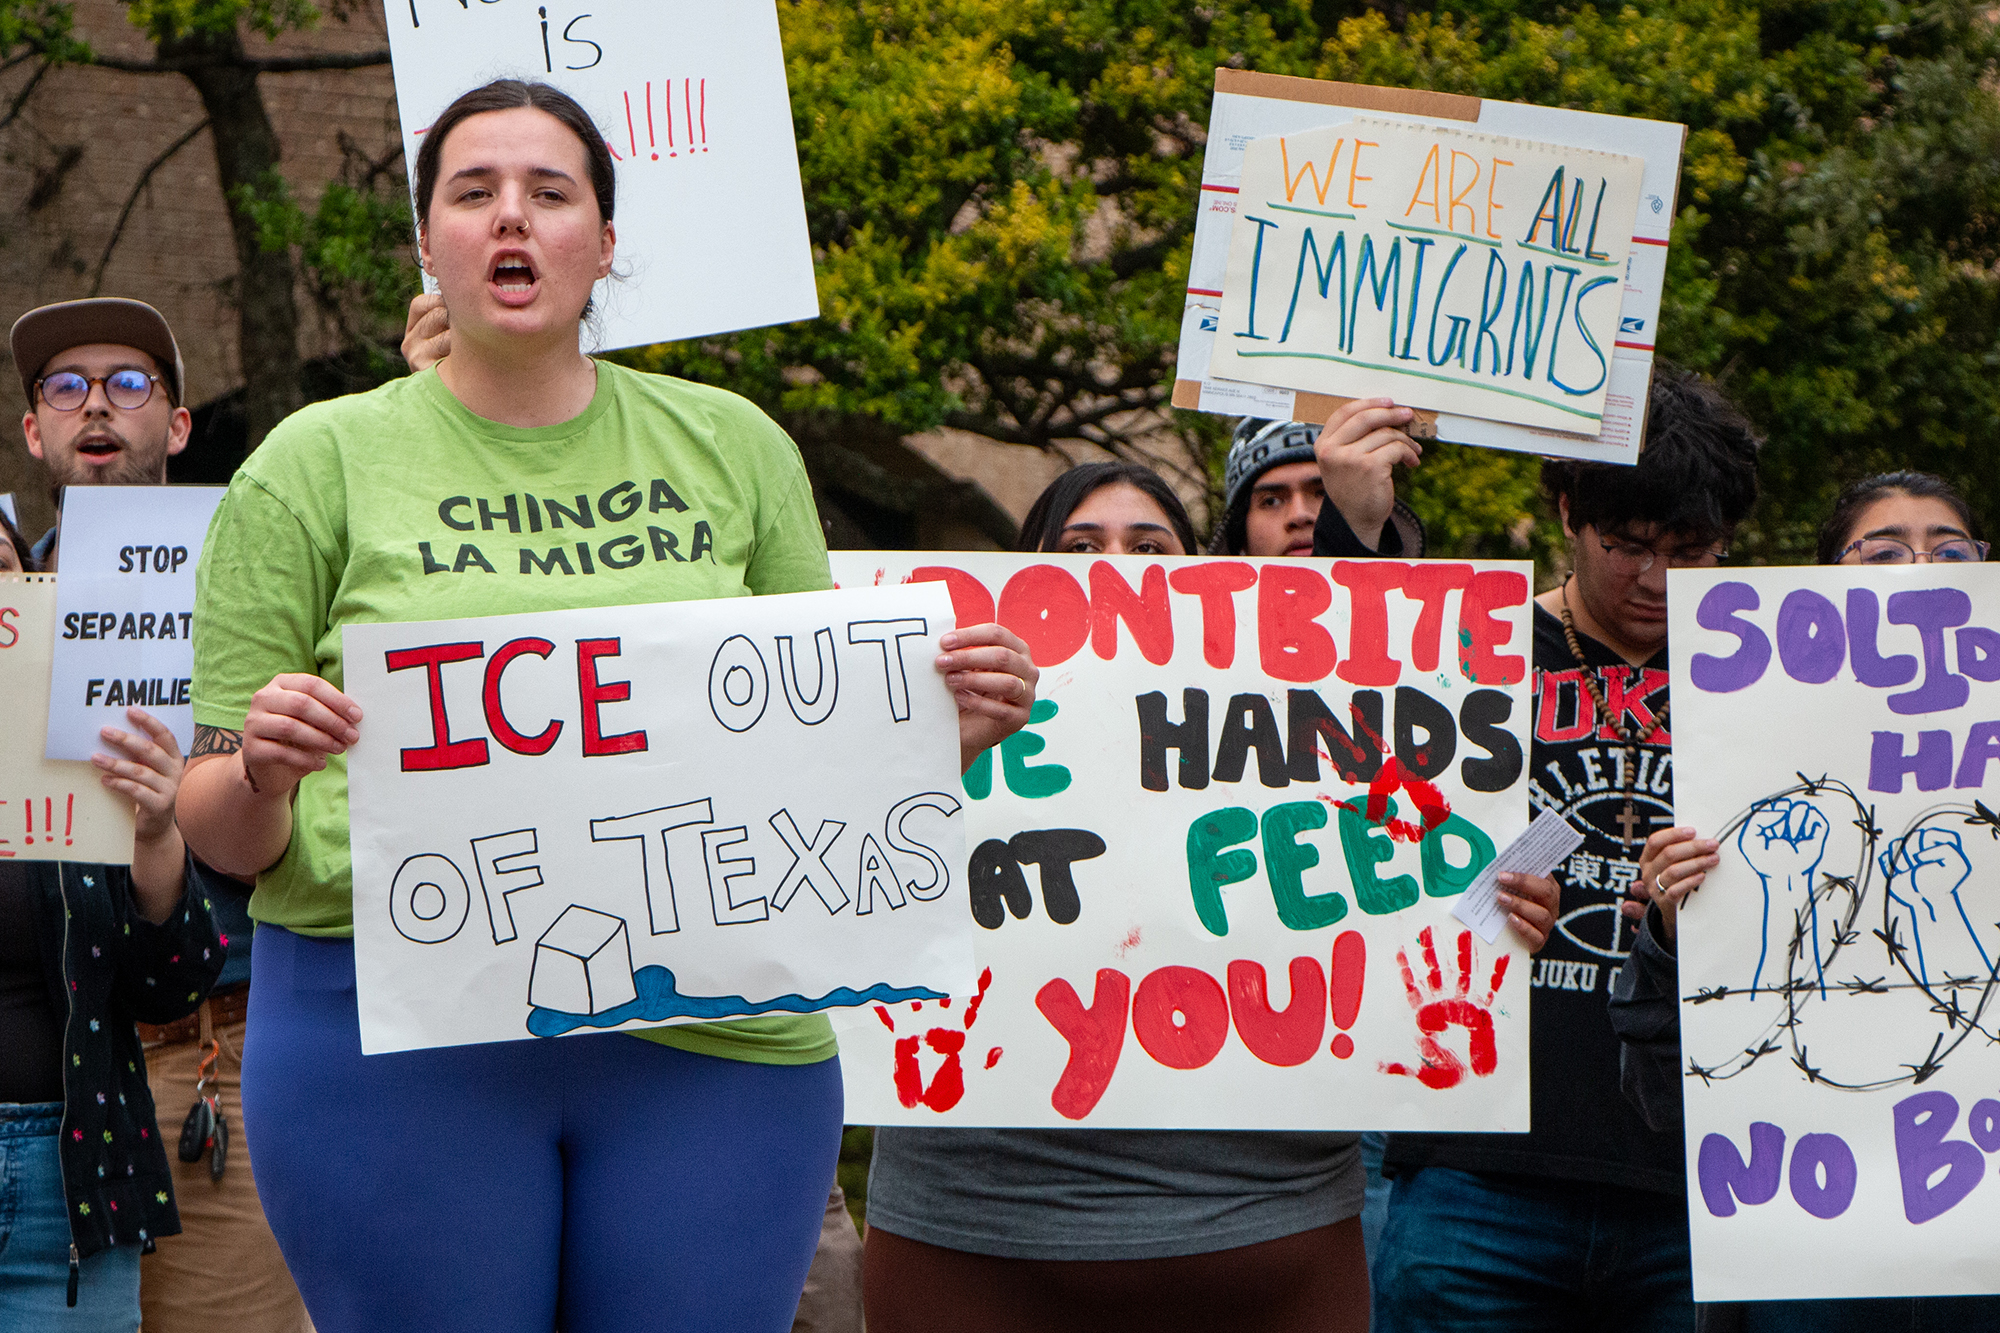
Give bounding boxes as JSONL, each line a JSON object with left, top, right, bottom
{"left": 866, "top": 1126, "right": 1363, "bottom": 1261}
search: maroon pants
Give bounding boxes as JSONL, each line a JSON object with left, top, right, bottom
{"left": 863, "top": 1218, "right": 1369, "bottom": 1333}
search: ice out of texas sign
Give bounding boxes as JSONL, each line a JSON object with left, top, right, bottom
{"left": 831, "top": 553, "right": 1535, "bottom": 1131}
{"left": 342, "top": 584, "right": 972, "bottom": 1055}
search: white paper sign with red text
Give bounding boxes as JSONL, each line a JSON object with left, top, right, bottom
{"left": 830, "top": 553, "right": 1534, "bottom": 1129}
{"left": 342, "top": 584, "right": 970, "bottom": 1055}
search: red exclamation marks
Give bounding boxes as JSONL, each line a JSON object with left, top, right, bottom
{"left": 1329, "top": 930, "right": 1366, "bottom": 1058}
{"left": 699, "top": 78, "right": 707, "bottom": 151}
{"left": 664, "top": 78, "right": 675, "bottom": 156}
{"left": 645, "top": 82, "right": 657, "bottom": 160}
{"left": 64, "top": 794, "right": 73, "bottom": 846}
{"left": 685, "top": 79, "right": 696, "bottom": 154}
{"left": 22, "top": 797, "right": 32, "bottom": 846}
{"left": 623, "top": 91, "right": 638, "bottom": 159}
{"left": 25, "top": 796, "right": 54, "bottom": 847}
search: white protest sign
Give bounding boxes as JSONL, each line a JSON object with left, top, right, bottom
{"left": 45, "top": 485, "right": 224, "bottom": 760}
{"left": 1212, "top": 119, "right": 1644, "bottom": 434}
{"left": 1174, "top": 70, "right": 1684, "bottom": 463}
{"left": 343, "top": 583, "right": 971, "bottom": 1055}
{"left": 1, "top": 575, "right": 137, "bottom": 864}
{"left": 383, "top": 0, "right": 817, "bottom": 352}
{"left": 1672, "top": 565, "right": 2000, "bottom": 1299}
{"left": 829, "top": 553, "right": 1534, "bottom": 1130}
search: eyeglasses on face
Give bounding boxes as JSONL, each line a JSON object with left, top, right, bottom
{"left": 1838, "top": 536, "right": 1989, "bottom": 565}
{"left": 35, "top": 369, "right": 164, "bottom": 412}
{"left": 1596, "top": 535, "right": 1728, "bottom": 575}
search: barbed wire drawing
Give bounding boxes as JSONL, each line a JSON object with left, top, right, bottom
{"left": 1682, "top": 774, "right": 2000, "bottom": 1094}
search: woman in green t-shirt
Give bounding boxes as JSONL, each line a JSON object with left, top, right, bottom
{"left": 177, "top": 79, "right": 1037, "bottom": 1333}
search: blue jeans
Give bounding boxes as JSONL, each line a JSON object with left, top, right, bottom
{"left": 243, "top": 926, "right": 845, "bottom": 1333}
{"left": 1358, "top": 1132, "right": 1390, "bottom": 1263}
{"left": 1372, "top": 1167, "right": 1694, "bottom": 1333}
{"left": 0, "top": 1102, "right": 142, "bottom": 1331}
{"left": 1731, "top": 1294, "right": 2000, "bottom": 1332}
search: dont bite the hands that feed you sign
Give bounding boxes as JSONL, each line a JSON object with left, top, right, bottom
{"left": 830, "top": 553, "right": 1534, "bottom": 1132}
{"left": 342, "top": 583, "right": 970, "bottom": 1055}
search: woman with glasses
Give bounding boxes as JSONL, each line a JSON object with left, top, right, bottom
{"left": 1613, "top": 470, "right": 1995, "bottom": 1331}
{"left": 175, "top": 78, "right": 1036, "bottom": 1333}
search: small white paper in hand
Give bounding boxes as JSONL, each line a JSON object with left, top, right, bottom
{"left": 1452, "top": 807, "right": 1586, "bottom": 943}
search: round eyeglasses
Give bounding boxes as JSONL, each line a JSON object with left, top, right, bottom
{"left": 1838, "top": 536, "right": 1988, "bottom": 565}
{"left": 1597, "top": 536, "right": 1728, "bottom": 575}
{"left": 35, "top": 369, "right": 164, "bottom": 412}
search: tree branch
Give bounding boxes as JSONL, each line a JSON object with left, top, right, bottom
{"left": 88, "top": 50, "right": 390, "bottom": 75}
{"left": 91, "top": 118, "right": 211, "bottom": 296}
{"left": 0, "top": 59, "right": 50, "bottom": 135}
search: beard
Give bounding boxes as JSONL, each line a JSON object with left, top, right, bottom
{"left": 45, "top": 427, "right": 171, "bottom": 489}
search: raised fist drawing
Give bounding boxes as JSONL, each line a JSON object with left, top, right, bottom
{"left": 1379, "top": 926, "right": 1508, "bottom": 1090}
{"left": 1738, "top": 797, "right": 1831, "bottom": 992}
{"left": 1882, "top": 828, "right": 1990, "bottom": 987}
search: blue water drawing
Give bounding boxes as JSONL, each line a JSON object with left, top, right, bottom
{"left": 528, "top": 964, "right": 945, "bottom": 1037}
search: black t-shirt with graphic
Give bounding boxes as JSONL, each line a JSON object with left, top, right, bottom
{"left": 1383, "top": 603, "right": 1682, "bottom": 1194}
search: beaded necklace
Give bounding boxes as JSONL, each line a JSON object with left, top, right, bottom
{"left": 1559, "top": 579, "right": 1670, "bottom": 850}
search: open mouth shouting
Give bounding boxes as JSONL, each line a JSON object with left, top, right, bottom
{"left": 75, "top": 431, "right": 125, "bottom": 466}
{"left": 490, "top": 251, "right": 539, "bottom": 304}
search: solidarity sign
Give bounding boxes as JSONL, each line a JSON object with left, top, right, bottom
{"left": 342, "top": 583, "right": 970, "bottom": 1055}
{"left": 1673, "top": 566, "right": 2000, "bottom": 1299}
{"left": 830, "top": 553, "right": 1535, "bottom": 1131}
{"left": 384, "top": 0, "right": 817, "bottom": 352}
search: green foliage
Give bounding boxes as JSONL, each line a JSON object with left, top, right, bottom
{"left": 230, "top": 155, "right": 419, "bottom": 378}
{"left": 0, "top": 0, "right": 88, "bottom": 64}
{"left": 123, "top": 0, "right": 321, "bottom": 43}
{"left": 629, "top": 0, "right": 1999, "bottom": 556}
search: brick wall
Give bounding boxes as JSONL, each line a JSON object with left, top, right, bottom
{"left": 0, "top": 2, "right": 402, "bottom": 537}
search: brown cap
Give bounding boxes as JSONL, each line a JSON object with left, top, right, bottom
{"left": 10, "top": 298, "right": 186, "bottom": 406}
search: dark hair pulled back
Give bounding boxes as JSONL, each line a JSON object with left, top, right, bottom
{"left": 1814, "top": 471, "right": 1976, "bottom": 565}
{"left": 1016, "top": 462, "right": 1199, "bottom": 556}
{"left": 414, "top": 79, "right": 617, "bottom": 229}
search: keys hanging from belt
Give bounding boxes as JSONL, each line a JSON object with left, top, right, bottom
{"left": 176, "top": 1036, "right": 227, "bottom": 1180}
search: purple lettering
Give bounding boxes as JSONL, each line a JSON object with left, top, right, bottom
{"left": 1787, "top": 1132, "right": 1858, "bottom": 1219}
{"left": 1690, "top": 582, "right": 1770, "bottom": 693}
{"left": 1956, "top": 723, "right": 2000, "bottom": 789}
{"left": 1886, "top": 589, "right": 1972, "bottom": 714}
{"left": 1957, "top": 627, "right": 2000, "bottom": 682}
{"left": 1893, "top": 1091, "right": 1984, "bottom": 1225}
{"left": 1847, "top": 589, "right": 1918, "bottom": 688}
{"left": 1697, "top": 1122, "right": 1785, "bottom": 1217}
{"left": 1870, "top": 730, "right": 1952, "bottom": 794}
{"left": 1776, "top": 590, "right": 1844, "bottom": 684}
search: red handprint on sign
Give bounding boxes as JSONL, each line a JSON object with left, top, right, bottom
{"left": 876, "top": 968, "right": 1001, "bottom": 1113}
{"left": 1379, "top": 927, "right": 1508, "bottom": 1090}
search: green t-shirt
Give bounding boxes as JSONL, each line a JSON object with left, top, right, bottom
{"left": 193, "top": 362, "right": 836, "bottom": 1065}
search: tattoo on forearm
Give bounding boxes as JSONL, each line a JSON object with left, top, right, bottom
{"left": 190, "top": 726, "right": 243, "bottom": 758}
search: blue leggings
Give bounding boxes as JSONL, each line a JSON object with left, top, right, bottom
{"left": 241, "top": 926, "right": 843, "bottom": 1333}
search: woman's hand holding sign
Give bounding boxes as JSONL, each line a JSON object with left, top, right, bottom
{"left": 243, "top": 673, "right": 365, "bottom": 790}
{"left": 182, "top": 673, "right": 363, "bottom": 877}
{"left": 939, "top": 623, "right": 1039, "bottom": 773}
{"left": 92, "top": 706, "right": 188, "bottom": 923}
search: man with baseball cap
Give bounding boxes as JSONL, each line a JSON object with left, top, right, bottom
{"left": 1211, "top": 397, "right": 1427, "bottom": 559}
{"left": 10, "top": 297, "right": 312, "bottom": 1333}
{"left": 11, "top": 297, "right": 191, "bottom": 568}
